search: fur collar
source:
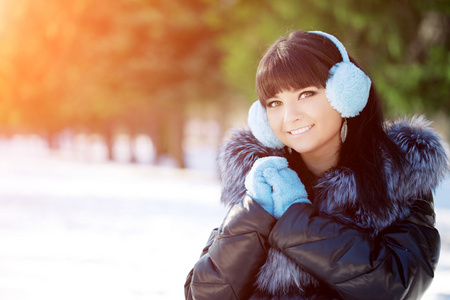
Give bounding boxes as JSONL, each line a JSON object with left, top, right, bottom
{"left": 217, "top": 116, "right": 449, "bottom": 296}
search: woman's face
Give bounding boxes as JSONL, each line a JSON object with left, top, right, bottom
{"left": 266, "top": 87, "right": 343, "bottom": 158}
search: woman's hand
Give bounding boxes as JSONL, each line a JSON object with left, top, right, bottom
{"left": 245, "top": 157, "right": 310, "bottom": 218}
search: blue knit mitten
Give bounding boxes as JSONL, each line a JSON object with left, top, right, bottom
{"left": 245, "top": 157, "right": 310, "bottom": 218}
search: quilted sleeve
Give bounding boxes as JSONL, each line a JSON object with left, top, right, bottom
{"left": 185, "top": 196, "right": 276, "bottom": 300}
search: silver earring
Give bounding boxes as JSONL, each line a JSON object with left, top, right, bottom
{"left": 341, "top": 118, "right": 348, "bottom": 143}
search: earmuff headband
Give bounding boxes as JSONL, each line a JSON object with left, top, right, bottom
{"left": 309, "top": 30, "right": 371, "bottom": 118}
{"left": 309, "top": 31, "right": 350, "bottom": 62}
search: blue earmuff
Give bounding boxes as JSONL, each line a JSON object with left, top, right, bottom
{"left": 310, "top": 31, "right": 371, "bottom": 118}
{"left": 248, "top": 31, "right": 371, "bottom": 149}
{"left": 248, "top": 101, "right": 285, "bottom": 149}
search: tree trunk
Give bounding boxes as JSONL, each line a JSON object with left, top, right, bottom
{"left": 167, "top": 107, "right": 185, "bottom": 168}
{"left": 149, "top": 107, "right": 185, "bottom": 168}
{"left": 104, "top": 124, "right": 114, "bottom": 161}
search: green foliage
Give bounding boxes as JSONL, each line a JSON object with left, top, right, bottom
{"left": 214, "top": 0, "right": 450, "bottom": 117}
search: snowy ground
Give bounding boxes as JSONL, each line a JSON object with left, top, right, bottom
{"left": 0, "top": 137, "right": 449, "bottom": 299}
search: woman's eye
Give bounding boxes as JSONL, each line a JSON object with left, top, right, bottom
{"left": 299, "top": 91, "right": 315, "bottom": 99}
{"left": 267, "top": 100, "right": 282, "bottom": 108}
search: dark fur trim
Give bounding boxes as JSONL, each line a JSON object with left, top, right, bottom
{"left": 216, "top": 117, "right": 449, "bottom": 296}
{"left": 386, "top": 116, "right": 450, "bottom": 197}
{"left": 217, "top": 128, "right": 285, "bottom": 207}
{"left": 255, "top": 248, "right": 319, "bottom": 295}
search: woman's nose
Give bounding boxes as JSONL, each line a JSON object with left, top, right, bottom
{"left": 284, "top": 102, "right": 302, "bottom": 123}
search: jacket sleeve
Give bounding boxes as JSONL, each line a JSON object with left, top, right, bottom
{"left": 185, "top": 196, "right": 276, "bottom": 300}
{"left": 269, "top": 194, "right": 440, "bottom": 300}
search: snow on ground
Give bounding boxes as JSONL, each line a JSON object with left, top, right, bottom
{"left": 0, "top": 136, "right": 449, "bottom": 299}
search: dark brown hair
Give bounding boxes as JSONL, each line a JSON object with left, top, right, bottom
{"left": 256, "top": 31, "right": 341, "bottom": 105}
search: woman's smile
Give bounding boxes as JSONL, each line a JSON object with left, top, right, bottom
{"left": 288, "top": 124, "right": 314, "bottom": 135}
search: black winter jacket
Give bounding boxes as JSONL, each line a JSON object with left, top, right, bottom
{"left": 185, "top": 117, "right": 449, "bottom": 299}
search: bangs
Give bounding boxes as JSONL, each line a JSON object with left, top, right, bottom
{"left": 256, "top": 42, "right": 332, "bottom": 105}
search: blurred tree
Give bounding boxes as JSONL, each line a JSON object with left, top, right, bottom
{"left": 325, "top": 0, "right": 450, "bottom": 117}
{"left": 0, "top": 0, "right": 223, "bottom": 167}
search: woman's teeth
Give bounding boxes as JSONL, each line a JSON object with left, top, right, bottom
{"left": 290, "top": 125, "right": 313, "bottom": 135}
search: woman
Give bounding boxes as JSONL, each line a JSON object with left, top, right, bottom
{"left": 184, "top": 30, "right": 449, "bottom": 299}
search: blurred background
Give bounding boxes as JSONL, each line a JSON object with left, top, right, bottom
{"left": 0, "top": 0, "right": 449, "bottom": 299}
{"left": 0, "top": 0, "right": 449, "bottom": 163}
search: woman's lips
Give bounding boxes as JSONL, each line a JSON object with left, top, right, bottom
{"left": 289, "top": 124, "right": 314, "bottom": 135}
